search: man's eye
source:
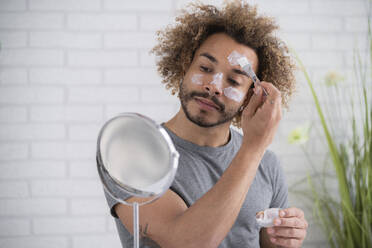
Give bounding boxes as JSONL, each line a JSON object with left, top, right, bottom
{"left": 200, "top": 66, "right": 212, "bottom": 73}
{"left": 228, "top": 78, "right": 240, "bottom": 86}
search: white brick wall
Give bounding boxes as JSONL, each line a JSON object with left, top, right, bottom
{"left": 0, "top": 0, "right": 369, "bottom": 247}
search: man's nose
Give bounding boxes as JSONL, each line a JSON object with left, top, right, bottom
{"left": 203, "top": 73, "right": 223, "bottom": 96}
{"left": 203, "top": 84, "right": 222, "bottom": 96}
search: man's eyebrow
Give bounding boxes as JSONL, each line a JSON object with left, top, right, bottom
{"left": 200, "top": 52, "right": 218, "bottom": 64}
{"left": 232, "top": 68, "right": 250, "bottom": 79}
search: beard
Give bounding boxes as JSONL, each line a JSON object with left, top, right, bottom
{"left": 179, "top": 81, "right": 241, "bottom": 128}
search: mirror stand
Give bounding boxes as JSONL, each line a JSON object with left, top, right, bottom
{"left": 97, "top": 113, "right": 179, "bottom": 248}
{"left": 133, "top": 202, "right": 139, "bottom": 248}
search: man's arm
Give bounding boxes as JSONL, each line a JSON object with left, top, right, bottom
{"left": 115, "top": 83, "right": 281, "bottom": 248}
{"left": 116, "top": 142, "right": 266, "bottom": 248}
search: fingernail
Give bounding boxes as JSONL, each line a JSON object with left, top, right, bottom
{"left": 271, "top": 238, "right": 276, "bottom": 243}
{"left": 280, "top": 210, "right": 285, "bottom": 217}
{"left": 254, "top": 86, "right": 261, "bottom": 95}
{"left": 267, "top": 228, "right": 274, "bottom": 234}
{"left": 274, "top": 219, "right": 281, "bottom": 225}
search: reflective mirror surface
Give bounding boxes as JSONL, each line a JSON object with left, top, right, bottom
{"left": 97, "top": 113, "right": 179, "bottom": 205}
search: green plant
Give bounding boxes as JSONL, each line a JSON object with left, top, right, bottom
{"left": 288, "top": 6, "right": 372, "bottom": 248}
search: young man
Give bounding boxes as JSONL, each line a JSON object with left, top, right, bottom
{"left": 103, "top": 2, "right": 308, "bottom": 247}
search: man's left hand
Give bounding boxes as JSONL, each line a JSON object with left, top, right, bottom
{"left": 265, "top": 207, "right": 308, "bottom": 247}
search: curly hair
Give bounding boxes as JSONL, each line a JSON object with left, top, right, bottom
{"left": 151, "top": 0, "right": 296, "bottom": 127}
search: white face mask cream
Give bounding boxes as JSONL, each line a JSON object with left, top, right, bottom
{"left": 227, "top": 50, "right": 268, "bottom": 96}
{"left": 256, "top": 208, "right": 280, "bottom": 227}
{"left": 223, "top": 86, "right": 244, "bottom": 102}
{"left": 209, "top": 72, "right": 223, "bottom": 91}
{"left": 191, "top": 73, "right": 203, "bottom": 85}
{"left": 227, "top": 50, "right": 244, "bottom": 67}
{"left": 190, "top": 71, "right": 244, "bottom": 103}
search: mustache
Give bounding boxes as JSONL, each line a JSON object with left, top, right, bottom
{"left": 189, "top": 91, "right": 225, "bottom": 112}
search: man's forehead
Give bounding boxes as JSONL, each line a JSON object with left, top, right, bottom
{"left": 197, "top": 48, "right": 257, "bottom": 64}
{"left": 196, "top": 34, "right": 258, "bottom": 66}
{"left": 196, "top": 48, "right": 259, "bottom": 74}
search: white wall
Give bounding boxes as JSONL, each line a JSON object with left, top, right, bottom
{"left": 0, "top": 0, "right": 369, "bottom": 247}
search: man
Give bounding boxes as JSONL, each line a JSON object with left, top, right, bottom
{"left": 103, "top": 1, "right": 308, "bottom": 247}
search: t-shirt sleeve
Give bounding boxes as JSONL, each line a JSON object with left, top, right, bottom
{"left": 268, "top": 151, "right": 289, "bottom": 209}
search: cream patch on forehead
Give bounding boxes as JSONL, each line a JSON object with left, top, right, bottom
{"left": 223, "top": 87, "right": 244, "bottom": 102}
{"left": 191, "top": 73, "right": 203, "bottom": 85}
{"left": 210, "top": 72, "right": 223, "bottom": 90}
{"left": 227, "top": 50, "right": 253, "bottom": 68}
{"left": 227, "top": 50, "right": 242, "bottom": 66}
{"left": 228, "top": 50, "right": 261, "bottom": 87}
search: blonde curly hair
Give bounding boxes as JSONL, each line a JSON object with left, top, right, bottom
{"left": 151, "top": 0, "right": 296, "bottom": 127}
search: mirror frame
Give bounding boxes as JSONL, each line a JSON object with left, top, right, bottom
{"left": 96, "top": 112, "right": 179, "bottom": 206}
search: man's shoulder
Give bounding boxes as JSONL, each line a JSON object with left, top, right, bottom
{"left": 263, "top": 149, "right": 279, "bottom": 162}
{"left": 260, "top": 149, "right": 283, "bottom": 178}
{"left": 230, "top": 127, "right": 243, "bottom": 143}
{"left": 230, "top": 129, "right": 278, "bottom": 159}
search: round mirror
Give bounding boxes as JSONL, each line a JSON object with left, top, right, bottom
{"left": 96, "top": 113, "right": 179, "bottom": 248}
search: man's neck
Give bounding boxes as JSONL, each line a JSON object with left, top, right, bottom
{"left": 164, "top": 109, "right": 231, "bottom": 147}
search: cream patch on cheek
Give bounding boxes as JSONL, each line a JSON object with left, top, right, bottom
{"left": 191, "top": 73, "right": 203, "bottom": 85}
{"left": 192, "top": 70, "right": 243, "bottom": 102}
{"left": 223, "top": 87, "right": 244, "bottom": 102}
{"left": 209, "top": 72, "right": 223, "bottom": 90}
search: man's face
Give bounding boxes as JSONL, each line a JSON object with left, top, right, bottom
{"left": 179, "top": 33, "right": 258, "bottom": 128}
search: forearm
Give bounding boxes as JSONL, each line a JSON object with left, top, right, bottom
{"left": 161, "top": 142, "right": 266, "bottom": 248}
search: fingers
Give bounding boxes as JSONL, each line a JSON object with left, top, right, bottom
{"left": 240, "top": 88, "right": 254, "bottom": 113}
{"left": 269, "top": 236, "right": 303, "bottom": 248}
{"left": 243, "top": 84, "right": 264, "bottom": 118}
{"left": 265, "top": 207, "right": 308, "bottom": 248}
{"left": 259, "top": 81, "right": 281, "bottom": 101}
{"left": 280, "top": 207, "right": 305, "bottom": 219}
{"left": 266, "top": 226, "right": 307, "bottom": 248}
{"left": 267, "top": 226, "right": 307, "bottom": 239}
{"left": 255, "top": 82, "right": 282, "bottom": 115}
{"left": 244, "top": 81, "right": 282, "bottom": 118}
{"left": 273, "top": 217, "right": 308, "bottom": 229}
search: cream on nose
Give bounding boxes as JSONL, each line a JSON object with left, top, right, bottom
{"left": 204, "top": 72, "right": 223, "bottom": 96}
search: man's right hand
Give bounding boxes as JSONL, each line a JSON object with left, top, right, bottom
{"left": 240, "top": 81, "right": 282, "bottom": 149}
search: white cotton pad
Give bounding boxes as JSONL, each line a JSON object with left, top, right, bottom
{"left": 256, "top": 208, "right": 280, "bottom": 228}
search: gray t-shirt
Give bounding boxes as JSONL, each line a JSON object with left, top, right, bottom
{"left": 102, "top": 125, "right": 288, "bottom": 248}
